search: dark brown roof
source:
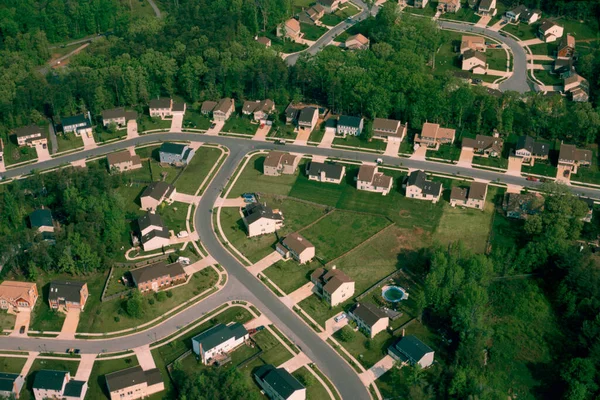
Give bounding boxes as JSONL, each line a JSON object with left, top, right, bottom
{"left": 14, "top": 125, "right": 43, "bottom": 138}
{"left": 102, "top": 107, "right": 127, "bottom": 120}
{"left": 130, "top": 261, "right": 185, "bottom": 285}
{"left": 280, "top": 233, "right": 314, "bottom": 255}
{"left": 107, "top": 150, "right": 141, "bottom": 166}
{"left": 214, "top": 98, "right": 233, "bottom": 114}
{"left": 106, "top": 366, "right": 162, "bottom": 392}
{"left": 311, "top": 267, "right": 353, "bottom": 294}
{"left": 172, "top": 102, "right": 186, "bottom": 112}
{"left": 469, "top": 182, "right": 487, "bottom": 200}
{"left": 149, "top": 98, "right": 172, "bottom": 109}
{"left": 358, "top": 165, "right": 376, "bottom": 182}
{"left": 141, "top": 181, "right": 175, "bottom": 201}
{"left": 450, "top": 187, "right": 468, "bottom": 202}
{"left": 350, "top": 303, "right": 387, "bottom": 327}
{"left": 373, "top": 118, "right": 402, "bottom": 136}
{"left": 539, "top": 19, "right": 558, "bottom": 33}
{"left": 201, "top": 101, "right": 217, "bottom": 113}
{"left": 264, "top": 151, "right": 285, "bottom": 168}
{"left": 559, "top": 144, "right": 592, "bottom": 163}
{"left": 256, "top": 36, "right": 271, "bottom": 46}
{"left": 463, "top": 49, "right": 486, "bottom": 63}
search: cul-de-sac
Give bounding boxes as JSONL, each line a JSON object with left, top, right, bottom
{"left": 0, "top": 0, "right": 599, "bottom": 399}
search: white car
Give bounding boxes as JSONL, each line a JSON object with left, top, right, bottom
{"left": 334, "top": 313, "right": 347, "bottom": 323}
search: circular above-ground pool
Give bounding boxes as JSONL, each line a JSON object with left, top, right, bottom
{"left": 382, "top": 285, "right": 408, "bottom": 303}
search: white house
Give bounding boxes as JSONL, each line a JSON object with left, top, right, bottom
{"left": 450, "top": 182, "right": 488, "bottom": 210}
{"left": 306, "top": 161, "right": 345, "bottom": 184}
{"left": 336, "top": 115, "right": 364, "bottom": 137}
{"left": 539, "top": 20, "right": 564, "bottom": 43}
{"left": 311, "top": 267, "right": 355, "bottom": 307}
{"left": 276, "top": 233, "right": 315, "bottom": 264}
{"left": 192, "top": 323, "right": 249, "bottom": 364}
{"left": 243, "top": 203, "right": 284, "bottom": 237}
{"left": 462, "top": 50, "right": 487, "bottom": 74}
{"left": 372, "top": 118, "right": 407, "bottom": 143}
{"left": 405, "top": 170, "right": 442, "bottom": 203}
{"left": 357, "top": 165, "right": 393, "bottom": 195}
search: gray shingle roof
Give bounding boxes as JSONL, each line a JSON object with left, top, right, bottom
{"left": 48, "top": 281, "right": 86, "bottom": 303}
{"left": 105, "top": 366, "right": 162, "bottom": 392}
{"left": 32, "top": 370, "right": 67, "bottom": 391}
{"left": 141, "top": 181, "right": 175, "bottom": 201}
{"left": 350, "top": 303, "right": 387, "bottom": 327}
{"left": 298, "top": 107, "right": 318, "bottom": 124}
{"left": 130, "top": 261, "right": 185, "bottom": 285}
{"left": 244, "top": 203, "right": 283, "bottom": 225}
{"left": 255, "top": 364, "right": 304, "bottom": 399}
{"left": 192, "top": 323, "right": 248, "bottom": 352}
{"left": 306, "top": 161, "right": 344, "bottom": 180}
{"left": 138, "top": 212, "right": 166, "bottom": 232}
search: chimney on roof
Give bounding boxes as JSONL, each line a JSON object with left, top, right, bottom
{"left": 332, "top": 265, "right": 336, "bottom": 270}
{"left": 402, "top": 328, "right": 405, "bottom": 337}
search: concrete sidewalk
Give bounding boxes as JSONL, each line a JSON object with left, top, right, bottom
{"left": 277, "top": 352, "right": 311, "bottom": 373}
{"left": 170, "top": 114, "right": 183, "bottom": 132}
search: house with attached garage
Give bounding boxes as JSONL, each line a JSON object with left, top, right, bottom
{"left": 48, "top": 281, "right": 89, "bottom": 312}
{"left": 460, "top": 35, "right": 486, "bottom": 54}
{"left": 520, "top": 8, "right": 541, "bottom": 24}
{"left": 311, "top": 267, "right": 355, "bottom": 307}
{"left": 159, "top": 142, "right": 195, "bottom": 166}
{"left": 192, "top": 323, "right": 249, "bottom": 364}
{"left": 349, "top": 302, "right": 389, "bottom": 338}
{"left": 242, "top": 99, "right": 276, "bottom": 122}
{"left": 477, "top": 0, "right": 496, "bottom": 16}
{"left": 345, "top": 33, "right": 370, "bottom": 50}
{"left": 254, "top": 364, "right": 306, "bottom": 400}
{"left": 149, "top": 98, "right": 186, "bottom": 119}
{"left": 336, "top": 115, "right": 364, "bottom": 137}
{"left": 243, "top": 203, "right": 284, "bottom": 237}
{"left": 280, "top": 18, "right": 302, "bottom": 40}
{"left": 140, "top": 181, "right": 176, "bottom": 211}
{"left": 0, "top": 372, "right": 24, "bottom": 399}
{"left": 101, "top": 108, "right": 138, "bottom": 128}
{"left": 105, "top": 366, "right": 164, "bottom": 400}
{"left": 503, "top": 4, "right": 526, "bottom": 22}
{"left": 106, "top": 150, "right": 142, "bottom": 173}
{"left": 299, "top": 4, "right": 325, "bottom": 24}
{"left": 297, "top": 107, "right": 319, "bottom": 132}
{"left": 372, "top": 118, "right": 407, "bottom": 143}
{"left": 62, "top": 112, "right": 93, "bottom": 137}
{"left": 212, "top": 98, "right": 235, "bottom": 122}
{"left": 415, "top": 122, "right": 455, "bottom": 149}
{"left": 558, "top": 143, "right": 592, "bottom": 174}
{"left": 564, "top": 73, "right": 590, "bottom": 103}
{"left": 14, "top": 125, "right": 47, "bottom": 148}
{"left": 317, "top": 0, "right": 342, "bottom": 13}
{"left": 539, "top": 20, "right": 564, "bottom": 43}
{"left": 450, "top": 182, "right": 488, "bottom": 210}
{"left": 503, "top": 192, "right": 544, "bottom": 219}
{"left": 515, "top": 135, "right": 550, "bottom": 165}
{"left": 306, "top": 161, "right": 346, "bottom": 184}
{"left": 461, "top": 134, "right": 503, "bottom": 157}
{"left": 405, "top": 170, "right": 443, "bottom": 203}
{"left": 33, "top": 370, "right": 87, "bottom": 400}
{"left": 462, "top": 49, "right": 487, "bottom": 74}
{"left": 357, "top": 165, "right": 393, "bottom": 195}
{"left": 137, "top": 212, "right": 171, "bottom": 251}
{"left": 263, "top": 151, "right": 300, "bottom": 176}
{"left": 0, "top": 281, "right": 38, "bottom": 312}
{"left": 201, "top": 100, "right": 218, "bottom": 115}
{"left": 130, "top": 261, "right": 187, "bottom": 292}
{"left": 388, "top": 335, "right": 435, "bottom": 369}
{"left": 276, "top": 232, "right": 315, "bottom": 264}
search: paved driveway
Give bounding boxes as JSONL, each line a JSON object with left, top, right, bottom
{"left": 248, "top": 251, "right": 283, "bottom": 277}
{"left": 519, "top": 38, "right": 543, "bottom": 46}
{"left": 506, "top": 156, "right": 523, "bottom": 176}
{"left": 253, "top": 125, "right": 271, "bottom": 141}
{"left": 359, "top": 355, "right": 395, "bottom": 385}
{"left": 57, "top": 309, "right": 81, "bottom": 339}
{"left": 81, "top": 132, "right": 97, "bottom": 150}
{"left": 294, "top": 129, "right": 310, "bottom": 145}
{"left": 35, "top": 143, "right": 51, "bottom": 162}
{"left": 170, "top": 114, "right": 183, "bottom": 132}
{"left": 0, "top": 157, "right": 6, "bottom": 173}
{"left": 384, "top": 138, "right": 401, "bottom": 157}
{"left": 410, "top": 145, "right": 427, "bottom": 160}
{"left": 74, "top": 354, "right": 96, "bottom": 381}
{"left": 288, "top": 282, "right": 316, "bottom": 305}
{"left": 10, "top": 311, "right": 31, "bottom": 337}
{"left": 134, "top": 345, "right": 157, "bottom": 370}
{"left": 127, "top": 120, "right": 139, "bottom": 139}
{"left": 205, "top": 121, "right": 224, "bottom": 136}
{"left": 318, "top": 130, "right": 336, "bottom": 149}
{"left": 457, "top": 148, "right": 474, "bottom": 167}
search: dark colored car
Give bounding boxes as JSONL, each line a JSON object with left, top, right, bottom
{"left": 19, "top": 326, "right": 25, "bottom": 334}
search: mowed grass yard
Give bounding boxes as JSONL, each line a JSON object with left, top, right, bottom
{"left": 227, "top": 155, "right": 300, "bottom": 198}
{"left": 174, "top": 146, "right": 223, "bottom": 194}
{"left": 86, "top": 357, "right": 140, "bottom": 400}
{"left": 0, "top": 356, "right": 26, "bottom": 373}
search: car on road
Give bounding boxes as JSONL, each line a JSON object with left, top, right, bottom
{"left": 19, "top": 326, "right": 25, "bottom": 334}
{"left": 275, "top": 139, "right": 286, "bottom": 145}
{"left": 376, "top": 158, "right": 383, "bottom": 164}
{"left": 526, "top": 176, "right": 540, "bottom": 182}
{"left": 66, "top": 348, "right": 74, "bottom": 354}
{"left": 74, "top": 349, "right": 80, "bottom": 354}
{"left": 334, "top": 313, "right": 347, "bottom": 323}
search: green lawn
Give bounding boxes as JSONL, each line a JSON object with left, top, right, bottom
{"left": 157, "top": 201, "right": 189, "bottom": 233}
{"left": 138, "top": 115, "right": 171, "bottom": 132}
{"left": 440, "top": 6, "right": 480, "bottom": 23}
{"left": 300, "top": 23, "right": 328, "bottom": 41}
{"left": 501, "top": 22, "right": 539, "bottom": 40}
{"left": 333, "top": 326, "right": 396, "bottom": 369}
{"left": 93, "top": 126, "right": 126, "bottom": 144}
{"left": 321, "top": 13, "right": 343, "bottom": 27}
{"left": 533, "top": 70, "right": 563, "bottom": 86}
{"left": 308, "top": 127, "right": 326, "bottom": 144}
{"left": 332, "top": 135, "right": 386, "bottom": 151}
{"left": 433, "top": 33, "right": 462, "bottom": 75}
{"left": 183, "top": 109, "right": 212, "bottom": 130}
{"left": 28, "top": 298, "right": 66, "bottom": 332}
{"left": 0, "top": 310, "right": 16, "bottom": 330}
{"left": 269, "top": 36, "right": 308, "bottom": 53}
{"left": 292, "top": 0, "right": 314, "bottom": 14}
{"left": 486, "top": 49, "right": 508, "bottom": 71}
{"left": 56, "top": 132, "right": 84, "bottom": 153}
{"left": 270, "top": 124, "right": 297, "bottom": 140}
{"left": 529, "top": 42, "right": 557, "bottom": 56}
{"left": 293, "top": 366, "right": 331, "bottom": 399}
{"left": 298, "top": 294, "right": 343, "bottom": 327}
{"left": 472, "top": 155, "right": 508, "bottom": 169}
{"left": 521, "top": 160, "right": 558, "bottom": 177}
{"left": 86, "top": 357, "right": 140, "bottom": 400}
{"left": 262, "top": 260, "right": 319, "bottom": 294}
{"left": 556, "top": 17, "right": 599, "bottom": 40}
{"left": 222, "top": 116, "right": 258, "bottom": 135}
{"left": 227, "top": 155, "right": 300, "bottom": 198}
{"left": 489, "top": 211, "right": 525, "bottom": 250}
{"left": 150, "top": 159, "right": 181, "bottom": 183}
{"left": 406, "top": 2, "right": 437, "bottom": 17}
{"left": 2, "top": 136, "right": 38, "bottom": 166}
{"left": 0, "top": 356, "right": 26, "bottom": 373}
{"left": 431, "top": 143, "right": 461, "bottom": 162}
{"left": 253, "top": 329, "right": 294, "bottom": 366}
{"left": 135, "top": 145, "right": 160, "bottom": 160}
{"left": 128, "top": 0, "right": 159, "bottom": 18}
{"left": 174, "top": 146, "right": 223, "bottom": 194}
{"left": 472, "top": 73, "right": 500, "bottom": 83}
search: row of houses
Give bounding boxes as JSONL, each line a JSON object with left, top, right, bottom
{"left": 107, "top": 141, "right": 195, "bottom": 174}
{"left": 0, "top": 280, "right": 87, "bottom": 313}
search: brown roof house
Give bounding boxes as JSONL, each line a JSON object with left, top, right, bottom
{"left": 280, "top": 18, "right": 301, "bottom": 40}
{"left": 538, "top": 20, "right": 564, "bottom": 43}
{"left": 405, "top": 170, "right": 442, "bottom": 203}
{"left": 462, "top": 49, "right": 487, "bottom": 74}
{"left": 311, "top": 267, "right": 355, "bottom": 307}
{"left": 357, "top": 165, "right": 393, "bottom": 195}
{"left": 478, "top": 0, "right": 497, "bottom": 16}
{"left": 213, "top": 98, "right": 235, "bottom": 122}
{"left": 140, "top": 182, "right": 176, "bottom": 211}
{"left": 317, "top": 0, "right": 342, "bottom": 13}
{"left": 149, "top": 98, "right": 186, "bottom": 120}
{"left": 450, "top": 182, "right": 488, "bottom": 210}
{"left": 48, "top": 281, "right": 89, "bottom": 312}
{"left": 557, "top": 34, "right": 575, "bottom": 59}
{"left": 107, "top": 150, "right": 142, "bottom": 173}
{"left": 349, "top": 303, "right": 389, "bottom": 338}
{"left": 564, "top": 73, "right": 590, "bottom": 103}
{"left": 299, "top": 5, "right": 325, "bottom": 24}
{"left": 461, "top": 134, "right": 503, "bottom": 158}
{"left": 242, "top": 99, "right": 275, "bottom": 122}
{"left": 346, "top": 34, "right": 370, "bottom": 50}
{"left": 201, "top": 100, "right": 218, "bottom": 115}
{"left": 558, "top": 143, "right": 592, "bottom": 175}
{"left": 243, "top": 203, "right": 284, "bottom": 238}
{"left": 438, "top": 0, "right": 461, "bottom": 13}
{"left": 276, "top": 233, "right": 315, "bottom": 264}
{"left": 106, "top": 366, "right": 164, "bottom": 400}
{"left": 263, "top": 151, "right": 300, "bottom": 177}
{"left": 372, "top": 118, "right": 407, "bottom": 143}
{"left": 130, "top": 261, "right": 186, "bottom": 292}
{"left": 503, "top": 192, "right": 544, "bottom": 219}
{"left": 256, "top": 36, "right": 271, "bottom": 47}
{"left": 137, "top": 212, "right": 171, "bottom": 251}
{"left": 306, "top": 161, "right": 346, "bottom": 184}
{"left": 415, "top": 122, "right": 456, "bottom": 149}
{"left": 515, "top": 135, "right": 550, "bottom": 165}
{"left": 102, "top": 108, "right": 138, "bottom": 128}
{"left": 460, "top": 35, "right": 486, "bottom": 54}
{"left": 14, "top": 125, "right": 47, "bottom": 148}
{"left": 0, "top": 281, "right": 38, "bottom": 312}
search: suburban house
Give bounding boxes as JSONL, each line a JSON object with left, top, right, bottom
{"left": 213, "top": 98, "right": 235, "bottom": 122}
{"left": 356, "top": 165, "right": 393, "bottom": 195}
{"left": 140, "top": 181, "right": 176, "bottom": 211}
{"left": 298, "top": 107, "right": 319, "bottom": 132}
{"left": 276, "top": 232, "right": 315, "bottom": 264}
{"left": 29, "top": 208, "right": 54, "bottom": 234}
{"left": 405, "top": 170, "right": 443, "bottom": 203}
{"left": 62, "top": 112, "right": 93, "bottom": 136}
{"left": 256, "top": 36, "right": 271, "bottom": 47}
{"left": 437, "top": 0, "right": 461, "bottom": 13}
{"left": 102, "top": 108, "right": 138, "bottom": 128}
{"left": 477, "top": 0, "right": 496, "bottom": 16}
{"left": 462, "top": 50, "right": 487, "bottom": 74}
{"left": 460, "top": 35, "right": 486, "bottom": 54}
{"left": 48, "top": 281, "right": 89, "bottom": 312}
{"left": 346, "top": 33, "right": 370, "bottom": 50}
{"left": 201, "top": 100, "right": 218, "bottom": 115}
{"left": 557, "top": 34, "right": 575, "bottom": 58}
{"left": 336, "top": 115, "right": 364, "bottom": 137}
{"left": 515, "top": 135, "right": 550, "bottom": 164}
{"left": 414, "top": 0, "right": 429, "bottom": 8}
{"left": 14, "top": 125, "right": 47, "bottom": 148}
{"left": 311, "top": 267, "right": 355, "bottom": 307}
{"left": 564, "top": 73, "right": 590, "bottom": 102}
{"left": 0, "top": 281, "right": 38, "bottom": 312}
{"left": 254, "top": 364, "right": 306, "bottom": 400}
{"left": 0, "top": 373, "right": 24, "bottom": 399}
{"left": 503, "top": 5, "right": 526, "bottom": 22}
{"left": 33, "top": 370, "right": 87, "bottom": 400}
{"left": 449, "top": 182, "right": 488, "bottom": 210}
{"left": 285, "top": 104, "right": 300, "bottom": 125}
{"left": 106, "top": 150, "right": 142, "bottom": 173}
{"left": 299, "top": 5, "right": 325, "bottom": 24}
{"left": 306, "top": 161, "right": 346, "bottom": 184}
{"left": 263, "top": 151, "right": 300, "bottom": 176}
{"left": 149, "top": 98, "right": 186, "bottom": 119}
{"left": 0, "top": 138, "right": 4, "bottom": 161}
{"left": 554, "top": 57, "right": 573, "bottom": 76}
{"left": 130, "top": 261, "right": 187, "bottom": 292}
{"left": 388, "top": 335, "right": 435, "bottom": 369}
{"left": 105, "top": 366, "right": 164, "bottom": 400}
{"left": 520, "top": 8, "right": 541, "bottom": 24}
{"left": 242, "top": 99, "right": 275, "bottom": 122}
{"left": 282, "top": 18, "right": 301, "bottom": 40}
{"left": 348, "top": 302, "right": 389, "bottom": 338}
{"left": 158, "top": 142, "right": 195, "bottom": 165}
{"left": 558, "top": 143, "right": 592, "bottom": 174}
{"left": 317, "top": 0, "right": 342, "bottom": 13}
{"left": 137, "top": 212, "right": 171, "bottom": 251}
{"left": 461, "top": 134, "right": 503, "bottom": 157}
{"left": 192, "top": 323, "right": 249, "bottom": 364}
{"left": 539, "top": 20, "right": 564, "bottom": 43}
{"left": 415, "top": 122, "right": 456, "bottom": 148}
{"left": 503, "top": 193, "right": 544, "bottom": 219}
{"left": 243, "top": 203, "right": 284, "bottom": 237}
{"left": 372, "top": 118, "right": 407, "bottom": 143}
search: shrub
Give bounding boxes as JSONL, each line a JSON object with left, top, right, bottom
{"left": 148, "top": 298, "right": 155, "bottom": 305}
{"left": 156, "top": 292, "right": 167, "bottom": 302}
{"left": 166, "top": 290, "right": 173, "bottom": 298}
{"left": 114, "top": 316, "right": 120, "bottom": 322}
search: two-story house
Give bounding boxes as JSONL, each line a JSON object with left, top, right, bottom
{"left": 372, "top": 118, "right": 407, "bottom": 144}
{"left": 106, "top": 150, "right": 142, "bottom": 173}
{"left": 450, "top": 182, "right": 488, "bottom": 210}
{"left": 242, "top": 99, "right": 275, "bottom": 122}
{"left": 414, "top": 0, "right": 429, "bottom": 8}
{"left": 102, "top": 108, "right": 138, "bottom": 128}
{"left": 158, "top": 142, "right": 195, "bottom": 165}
{"left": 281, "top": 18, "right": 302, "bottom": 40}
{"left": 356, "top": 165, "right": 393, "bottom": 195}
{"left": 317, "top": 0, "right": 342, "bottom": 13}
{"left": 460, "top": 35, "right": 486, "bottom": 54}
{"left": 311, "top": 267, "right": 355, "bottom": 307}
{"left": 405, "top": 170, "right": 443, "bottom": 203}
{"left": 345, "top": 33, "right": 370, "bottom": 50}
{"left": 263, "top": 151, "right": 300, "bottom": 176}
{"left": 415, "top": 122, "right": 455, "bottom": 149}
{"left": 461, "top": 134, "right": 503, "bottom": 157}
{"left": 140, "top": 181, "right": 177, "bottom": 211}
{"left": 105, "top": 366, "right": 164, "bottom": 400}
{"left": 130, "top": 261, "right": 187, "bottom": 292}
{"left": 348, "top": 303, "right": 389, "bottom": 338}
{"left": 149, "top": 98, "right": 186, "bottom": 119}
{"left": 557, "top": 34, "right": 575, "bottom": 58}
{"left": 254, "top": 364, "right": 306, "bottom": 400}
{"left": 62, "top": 112, "right": 93, "bottom": 137}
{"left": 297, "top": 107, "right": 319, "bottom": 132}
{"left": 0, "top": 373, "right": 25, "bottom": 399}
{"left": 276, "top": 233, "right": 315, "bottom": 264}
{"left": 14, "top": 125, "right": 47, "bottom": 148}
{"left": 306, "top": 161, "right": 345, "bottom": 184}
{"left": 33, "top": 370, "right": 87, "bottom": 400}
{"left": 192, "top": 323, "right": 249, "bottom": 364}
{"left": 213, "top": 98, "right": 235, "bottom": 122}
{"left": 388, "top": 335, "right": 435, "bottom": 369}
{"left": 558, "top": 143, "right": 592, "bottom": 174}
{"left": 48, "top": 281, "right": 89, "bottom": 312}
{"left": 137, "top": 212, "right": 171, "bottom": 251}
{"left": 477, "top": 0, "right": 497, "bottom": 16}
{"left": 462, "top": 49, "right": 487, "bottom": 74}
{"left": 336, "top": 115, "right": 364, "bottom": 137}
{"left": 0, "top": 281, "right": 38, "bottom": 312}
{"left": 437, "top": 0, "right": 461, "bottom": 13}
{"left": 539, "top": 20, "right": 564, "bottom": 43}
{"left": 515, "top": 135, "right": 550, "bottom": 165}
{"left": 564, "top": 73, "right": 590, "bottom": 102}
{"left": 243, "top": 203, "right": 284, "bottom": 237}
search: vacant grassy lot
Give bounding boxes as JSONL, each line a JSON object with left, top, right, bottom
{"left": 534, "top": 70, "right": 563, "bottom": 86}
{"left": 433, "top": 32, "right": 462, "bottom": 75}
{"left": 262, "top": 260, "right": 319, "bottom": 294}
{"left": 299, "top": 293, "right": 344, "bottom": 327}
{"left": 227, "top": 155, "right": 300, "bottom": 198}
{"left": 139, "top": 115, "right": 171, "bottom": 132}
{"left": 487, "top": 49, "right": 508, "bottom": 71}
{"left": 174, "top": 146, "right": 223, "bottom": 194}
{"left": 222, "top": 116, "right": 258, "bottom": 135}
{"left": 0, "top": 310, "right": 16, "bottom": 330}
{"left": 86, "top": 356, "right": 140, "bottom": 400}
{"left": 93, "top": 126, "right": 126, "bottom": 144}
{"left": 29, "top": 297, "right": 66, "bottom": 332}
{"left": 440, "top": 6, "right": 479, "bottom": 23}
{"left": 0, "top": 356, "right": 26, "bottom": 373}
{"left": 490, "top": 212, "right": 525, "bottom": 250}
{"left": 183, "top": 109, "right": 212, "bottom": 130}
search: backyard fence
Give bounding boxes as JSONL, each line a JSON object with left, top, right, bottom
{"left": 355, "top": 268, "right": 405, "bottom": 302}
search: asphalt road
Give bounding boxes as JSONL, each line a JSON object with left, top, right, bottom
{"left": 438, "top": 20, "right": 531, "bottom": 93}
